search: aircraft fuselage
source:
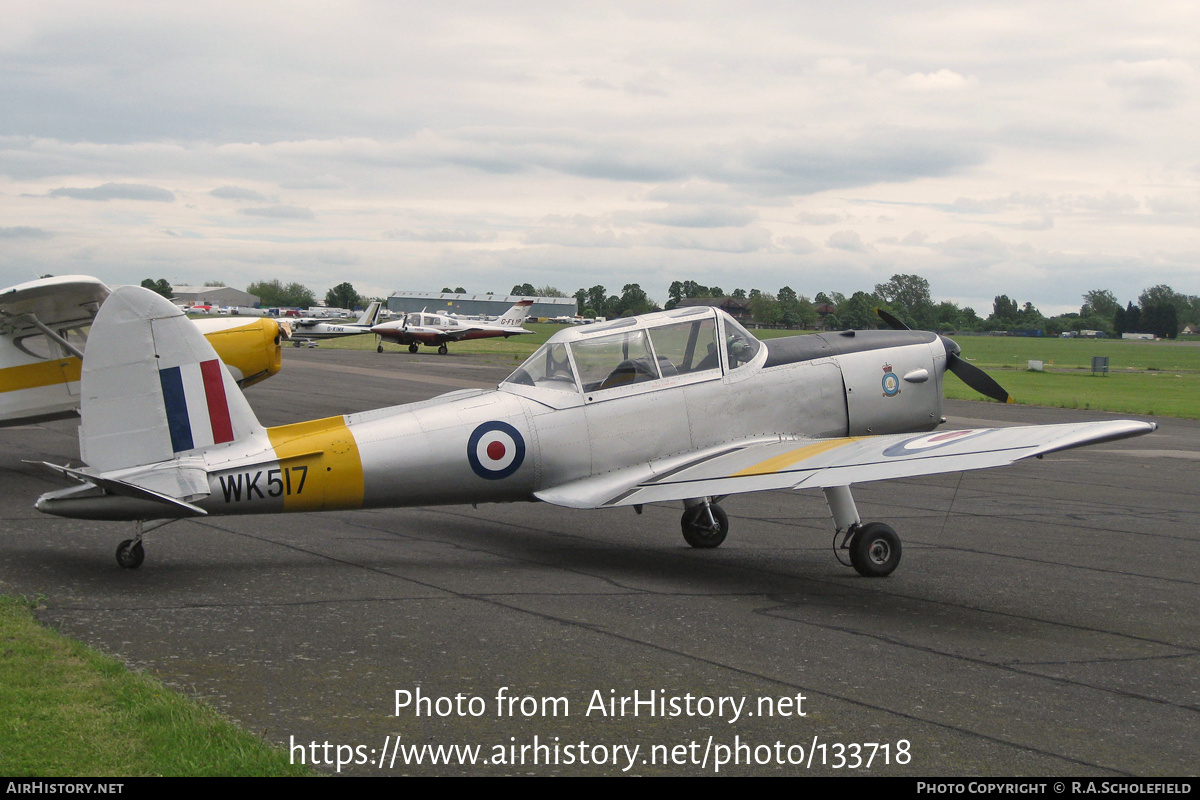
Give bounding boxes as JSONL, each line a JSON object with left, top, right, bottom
{"left": 39, "top": 328, "right": 949, "bottom": 520}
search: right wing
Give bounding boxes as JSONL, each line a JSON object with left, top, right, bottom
{"left": 535, "top": 420, "right": 1157, "bottom": 509}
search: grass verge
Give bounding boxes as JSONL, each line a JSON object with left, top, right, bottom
{"left": 945, "top": 368, "right": 1200, "bottom": 418}
{"left": 0, "top": 595, "right": 311, "bottom": 777}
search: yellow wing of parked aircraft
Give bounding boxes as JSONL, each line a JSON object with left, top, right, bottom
{"left": 0, "top": 276, "right": 285, "bottom": 427}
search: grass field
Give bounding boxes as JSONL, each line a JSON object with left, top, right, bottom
{"left": 317, "top": 324, "right": 1200, "bottom": 419}
{"left": 0, "top": 595, "right": 311, "bottom": 777}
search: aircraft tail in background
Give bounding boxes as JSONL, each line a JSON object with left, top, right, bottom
{"left": 354, "top": 301, "right": 382, "bottom": 327}
{"left": 494, "top": 300, "right": 534, "bottom": 327}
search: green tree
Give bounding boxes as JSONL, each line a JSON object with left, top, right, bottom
{"left": 1138, "top": 286, "right": 1180, "bottom": 338}
{"left": 989, "top": 295, "right": 1019, "bottom": 327}
{"left": 614, "top": 283, "right": 657, "bottom": 317}
{"left": 875, "top": 274, "right": 934, "bottom": 328}
{"left": 1081, "top": 289, "right": 1120, "bottom": 320}
{"left": 749, "top": 293, "right": 782, "bottom": 327}
{"left": 1016, "top": 301, "right": 1046, "bottom": 329}
{"left": 247, "top": 280, "right": 316, "bottom": 308}
{"left": 586, "top": 285, "right": 609, "bottom": 317}
{"left": 511, "top": 283, "right": 536, "bottom": 296}
{"left": 837, "top": 291, "right": 882, "bottom": 329}
{"left": 140, "top": 278, "right": 173, "bottom": 299}
{"left": 325, "top": 282, "right": 365, "bottom": 310}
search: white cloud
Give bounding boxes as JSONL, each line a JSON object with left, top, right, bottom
{"left": 826, "top": 230, "right": 872, "bottom": 253}
{"left": 237, "top": 205, "right": 315, "bottom": 219}
{"left": 210, "top": 186, "right": 272, "bottom": 202}
{"left": 0, "top": 3, "right": 1196, "bottom": 309}
{"left": 47, "top": 182, "right": 174, "bottom": 202}
{"left": 894, "top": 69, "right": 978, "bottom": 92}
{"left": 1106, "top": 59, "right": 1195, "bottom": 110}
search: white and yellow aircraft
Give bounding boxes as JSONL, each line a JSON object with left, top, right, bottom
{"left": 0, "top": 276, "right": 286, "bottom": 427}
{"left": 288, "top": 301, "right": 382, "bottom": 346}
{"left": 35, "top": 286, "right": 1155, "bottom": 573}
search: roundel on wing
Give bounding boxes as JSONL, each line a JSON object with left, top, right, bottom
{"left": 467, "top": 421, "right": 526, "bottom": 480}
{"left": 881, "top": 429, "right": 987, "bottom": 458}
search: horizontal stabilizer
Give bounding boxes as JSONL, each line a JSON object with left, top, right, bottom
{"left": 36, "top": 462, "right": 208, "bottom": 517}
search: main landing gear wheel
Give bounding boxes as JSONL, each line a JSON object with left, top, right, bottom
{"left": 408, "top": 343, "right": 419, "bottom": 354}
{"left": 377, "top": 344, "right": 383, "bottom": 353}
{"left": 115, "top": 539, "right": 145, "bottom": 570}
{"left": 681, "top": 504, "right": 728, "bottom": 548}
{"left": 437, "top": 345, "right": 448, "bottom": 355}
{"left": 848, "top": 522, "right": 901, "bottom": 577}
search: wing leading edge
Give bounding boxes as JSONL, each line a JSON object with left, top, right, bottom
{"left": 535, "top": 419, "right": 1157, "bottom": 509}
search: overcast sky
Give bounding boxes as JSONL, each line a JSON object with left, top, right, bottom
{"left": 1, "top": 1, "right": 1197, "bottom": 314}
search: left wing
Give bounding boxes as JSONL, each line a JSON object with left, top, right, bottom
{"left": 536, "top": 420, "right": 1156, "bottom": 509}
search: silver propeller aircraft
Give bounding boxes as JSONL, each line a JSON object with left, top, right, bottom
{"left": 36, "top": 286, "right": 1155, "bottom": 574}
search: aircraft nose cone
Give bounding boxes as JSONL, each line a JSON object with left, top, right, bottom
{"left": 939, "top": 335, "right": 961, "bottom": 358}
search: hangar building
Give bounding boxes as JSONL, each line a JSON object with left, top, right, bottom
{"left": 171, "top": 285, "right": 260, "bottom": 308}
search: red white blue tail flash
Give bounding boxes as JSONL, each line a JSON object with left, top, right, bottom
{"left": 160, "top": 358, "right": 235, "bottom": 452}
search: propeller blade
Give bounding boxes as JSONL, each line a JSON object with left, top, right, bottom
{"left": 875, "top": 308, "right": 909, "bottom": 330}
{"left": 947, "top": 352, "right": 1015, "bottom": 404}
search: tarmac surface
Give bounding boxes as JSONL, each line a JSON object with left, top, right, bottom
{"left": 1, "top": 345, "right": 1197, "bottom": 776}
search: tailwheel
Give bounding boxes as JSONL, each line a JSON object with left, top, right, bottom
{"left": 848, "top": 522, "right": 901, "bottom": 577}
{"left": 681, "top": 503, "right": 728, "bottom": 548}
{"left": 115, "top": 539, "right": 145, "bottom": 570}
{"left": 437, "top": 345, "right": 448, "bottom": 355}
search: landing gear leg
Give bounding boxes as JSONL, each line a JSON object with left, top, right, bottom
{"left": 680, "top": 497, "right": 728, "bottom": 548}
{"left": 114, "top": 519, "right": 179, "bottom": 570}
{"left": 823, "top": 485, "right": 902, "bottom": 577}
{"left": 115, "top": 521, "right": 146, "bottom": 569}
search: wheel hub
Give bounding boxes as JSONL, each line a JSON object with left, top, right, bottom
{"left": 867, "top": 539, "right": 890, "bottom": 564}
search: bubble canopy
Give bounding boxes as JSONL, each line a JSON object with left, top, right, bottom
{"left": 502, "top": 307, "right": 761, "bottom": 402}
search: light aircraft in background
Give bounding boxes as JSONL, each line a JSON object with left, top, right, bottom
{"left": 371, "top": 300, "right": 534, "bottom": 354}
{"left": 35, "top": 286, "right": 1156, "bottom": 573}
{"left": 0, "top": 276, "right": 286, "bottom": 427}
{"left": 288, "top": 301, "right": 382, "bottom": 346}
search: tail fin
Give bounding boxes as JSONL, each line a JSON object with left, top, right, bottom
{"left": 355, "top": 301, "right": 382, "bottom": 326}
{"left": 79, "top": 286, "right": 264, "bottom": 472}
{"left": 495, "top": 300, "right": 534, "bottom": 326}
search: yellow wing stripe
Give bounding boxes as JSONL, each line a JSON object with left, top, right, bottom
{"left": 0, "top": 358, "right": 82, "bottom": 392}
{"left": 267, "top": 416, "right": 364, "bottom": 511}
{"left": 731, "top": 437, "right": 861, "bottom": 477}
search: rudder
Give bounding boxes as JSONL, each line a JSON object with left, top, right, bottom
{"left": 79, "top": 286, "right": 264, "bottom": 472}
